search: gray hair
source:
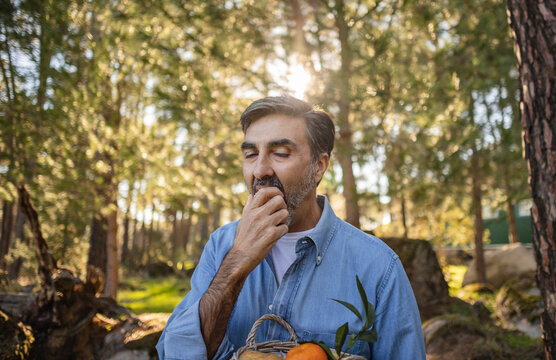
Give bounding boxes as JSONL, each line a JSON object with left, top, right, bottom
{"left": 240, "top": 96, "right": 335, "bottom": 162}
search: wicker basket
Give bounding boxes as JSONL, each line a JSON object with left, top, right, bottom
{"left": 230, "top": 314, "right": 366, "bottom": 360}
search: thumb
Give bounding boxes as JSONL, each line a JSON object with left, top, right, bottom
{"left": 244, "top": 194, "right": 254, "bottom": 209}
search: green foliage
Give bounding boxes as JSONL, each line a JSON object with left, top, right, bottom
{"left": 117, "top": 276, "right": 189, "bottom": 314}
{"left": 0, "top": 0, "right": 527, "bottom": 289}
{"left": 322, "top": 275, "right": 378, "bottom": 359}
{"left": 444, "top": 265, "right": 467, "bottom": 296}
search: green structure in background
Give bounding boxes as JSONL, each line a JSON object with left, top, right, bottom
{"left": 483, "top": 200, "right": 532, "bottom": 245}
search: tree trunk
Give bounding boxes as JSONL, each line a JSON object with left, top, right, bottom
{"left": 471, "top": 149, "right": 486, "bottom": 284}
{"left": 129, "top": 217, "right": 137, "bottom": 269}
{"left": 504, "top": 175, "right": 520, "bottom": 244}
{"left": 470, "top": 93, "right": 486, "bottom": 284}
{"left": 146, "top": 205, "right": 155, "bottom": 268}
{"left": 507, "top": 197, "right": 519, "bottom": 244}
{"left": 104, "top": 200, "right": 118, "bottom": 299}
{"left": 335, "top": 0, "right": 360, "bottom": 228}
{"left": 507, "top": 1, "right": 556, "bottom": 357}
{"left": 138, "top": 221, "right": 146, "bottom": 268}
{"left": 17, "top": 185, "right": 56, "bottom": 287}
{"left": 88, "top": 212, "right": 107, "bottom": 284}
{"left": 401, "top": 192, "right": 408, "bottom": 239}
{"left": 0, "top": 200, "right": 14, "bottom": 271}
{"left": 8, "top": 203, "right": 25, "bottom": 279}
{"left": 121, "top": 205, "right": 130, "bottom": 267}
{"left": 171, "top": 210, "right": 178, "bottom": 255}
{"left": 180, "top": 214, "right": 192, "bottom": 252}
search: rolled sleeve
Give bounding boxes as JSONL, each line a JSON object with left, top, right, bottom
{"left": 157, "top": 231, "right": 235, "bottom": 360}
{"left": 372, "top": 255, "right": 426, "bottom": 359}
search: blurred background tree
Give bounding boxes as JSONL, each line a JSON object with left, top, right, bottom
{"left": 0, "top": 0, "right": 529, "bottom": 298}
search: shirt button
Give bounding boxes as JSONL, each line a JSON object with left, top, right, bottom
{"left": 268, "top": 304, "right": 273, "bottom": 311}
{"left": 317, "top": 256, "right": 322, "bottom": 262}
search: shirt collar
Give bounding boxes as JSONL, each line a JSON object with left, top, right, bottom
{"left": 301, "top": 195, "right": 337, "bottom": 265}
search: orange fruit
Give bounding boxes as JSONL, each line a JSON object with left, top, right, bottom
{"left": 285, "top": 343, "right": 328, "bottom": 360}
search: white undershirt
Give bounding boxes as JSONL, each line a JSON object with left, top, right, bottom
{"left": 269, "top": 228, "right": 314, "bottom": 286}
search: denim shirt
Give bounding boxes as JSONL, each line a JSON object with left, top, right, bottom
{"left": 157, "top": 196, "right": 426, "bottom": 360}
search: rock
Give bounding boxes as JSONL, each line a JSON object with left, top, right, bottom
{"left": 423, "top": 315, "right": 487, "bottom": 359}
{"left": 462, "top": 244, "right": 536, "bottom": 288}
{"left": 124, "top": 313, "right": 169, "bottom": 350}
{"left": 382, "top": 238, "right": 450, "bottom": 312}
{"left": 495, "top": 276, "right": 543, "bottom": 338}
{"left": 0, "top": 310, "right": 34, "bottom": 360}
{"left": 422, "top": 314, "right": 543, "bottom": 360}
{"left": 106, "top": 349, "right": 152, "bottom": 360}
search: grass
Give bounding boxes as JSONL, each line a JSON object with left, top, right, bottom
{"left": 443, "top": 264, "right": 497, "bottom": 312}
{"left": 444, "top": 265, "right": 467, "bottom": 296}
{"left": 117, "top": 275, "right": 190, "bottom": 314}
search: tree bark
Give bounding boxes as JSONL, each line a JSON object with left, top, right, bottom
{"left": 507, "top": 1, "right": 556, "bottom": 357}
{"left": 335, "top": 0, "right": 361, "bottom": 228}
{"left": 87, "top": 213, "right": 107, "bottom": 283}
{"left": 104, "top": 199, "right": 118, "bottom": 299}
{"left": 507, "top": 197, "right": 520, "bottom": 244}
{"left": 471, "top": 149, "right": 486, "bottom": 284}
{"left": 470, "top": 94, "right": 486, "bottom": 284}
{"left": 146, "top": 204, "right": 155, "bottom": 268}
{"left": 179, "top": 214, "right": 192, "bottom": 252}
{"left": 401, "top": 191, "right": 408, "bottom": 239}
{"left": 121, "top": 207, "right": 130, "bottom": 266}
{"left": 0, "top": 200, "right": 14, "bottom": 271}
{"left": 17, "top": 185, "right": 56, "bottom": 285}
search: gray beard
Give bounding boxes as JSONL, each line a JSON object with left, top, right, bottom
{"left": 247, "top": 164, "right": 317, "bottom": 226}
{"left": 284, "top": 164, "right": 316, "bottom": 226}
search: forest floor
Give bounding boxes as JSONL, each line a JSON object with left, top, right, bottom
{"left": 116, "top": 265, "right": 484, "bottom": 315}
{"left": 118, "top": 276, "right": 190, "bottom": 314}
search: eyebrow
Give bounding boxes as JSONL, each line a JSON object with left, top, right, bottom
{"left": 241, "top": 138, "right": 298, "bottom": 151}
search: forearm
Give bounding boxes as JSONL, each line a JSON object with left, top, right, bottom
{"left": 199, "top": 249, "right": 250, "bottom": 359}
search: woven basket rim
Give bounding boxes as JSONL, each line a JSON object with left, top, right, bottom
{"left": 230, "top": 314, "right": 366, "bottom": 360}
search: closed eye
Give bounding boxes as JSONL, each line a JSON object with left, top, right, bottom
{"left": 274, "top": 153, "right": 289, "bottom": 158}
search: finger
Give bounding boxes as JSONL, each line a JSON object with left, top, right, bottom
{"left": 244, "top": 194, "right": 254, "bottom": 209}
{"left": 270, "top": 208, "right": 289, "bottom": 225}
{"left": 261, "top": 194, "right": 287, "bottom": 215}
{"left": 275, "top": 224, "right": 289, "bottom": 238}
{"left": 252, "top": 186, "right": 284, "bottom": 207}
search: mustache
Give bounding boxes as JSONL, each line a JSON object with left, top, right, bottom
{"left": 253, "top": 175, "right": 287, "bottom": 204}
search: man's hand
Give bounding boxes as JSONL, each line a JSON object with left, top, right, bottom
{"left": 231, "top": 186, "right": 289, "bottom": 273}
{"left": 199, "top": 186, "right": 289, "bottom": 359}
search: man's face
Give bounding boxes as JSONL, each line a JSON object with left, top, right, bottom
{"left": 241, "top": 114, "right": 316, "bottom": 224}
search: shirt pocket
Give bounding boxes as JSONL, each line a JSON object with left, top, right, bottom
{"left": 300, "top": 330, "right": 371, "bottom": 359}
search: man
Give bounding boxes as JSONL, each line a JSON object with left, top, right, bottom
{"left": 157, "top": 96, "right": 426, "bottom": 359}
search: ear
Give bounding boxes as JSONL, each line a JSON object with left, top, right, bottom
{"left": 313, "top": 153, "right": 330, "bottom": 185}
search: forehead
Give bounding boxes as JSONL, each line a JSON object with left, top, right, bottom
{"left": 244, "top": 114, "right": 309, "bottom": 146}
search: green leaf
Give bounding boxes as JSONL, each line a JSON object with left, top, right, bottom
{"left": 356, "top": 275, "right": 370, "bottom": 327}
{"left": 357, "top": 329, "right": 378, "bottom": 343}
{"left": 335, "top": 322, "right": 349, "bottom": 355}
{"left": 315, "top": 341, "right": 336, "bottom": 360}
{"left": 346, "top": 333, "right": 357, "bottom": 349}
{"left": 365, "top": 301, "right": 376, "bottom": 329}
{"left": 331, "top": 298, "right": 363, "bottom": 321}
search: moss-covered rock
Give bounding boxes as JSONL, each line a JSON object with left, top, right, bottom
{"left": 423, "top": 313, "right": 544, "bottom": 360}
{"left": 495, "top": 275, "right": 543, "bottom": 338}
{"left": 0, "top": 310, "right": 34, "bottom": 360}
{"left": 381, "top": 237, "right": 450, "bottom": 311}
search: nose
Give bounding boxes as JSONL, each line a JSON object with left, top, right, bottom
{"left": 253, "top": 153, "right": 274, "bottom": 179}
